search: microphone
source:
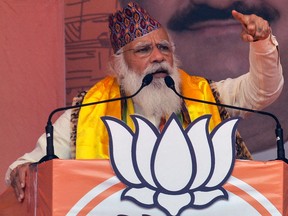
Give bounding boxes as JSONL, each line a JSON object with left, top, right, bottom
{"left": 164, "top": 75, "right": 288, "bottom": 163}
{"left": 38, "top": 74, "right": 153, "bottom": 163}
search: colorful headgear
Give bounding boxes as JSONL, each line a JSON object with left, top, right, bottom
{"left": 109, "top": 2, "right": 161, "bottom": 53}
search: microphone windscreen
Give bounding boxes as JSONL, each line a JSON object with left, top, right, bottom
{"left": 164, "top": 76, "right": 175, "bottom": 89}
{"left": 142, "top": 73, "right": 153, "bottom": 86}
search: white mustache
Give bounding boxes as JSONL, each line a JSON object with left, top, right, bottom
{"left": 143, "top": 62, "right": 172, "bottom": 77}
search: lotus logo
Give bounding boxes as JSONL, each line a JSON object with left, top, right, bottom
{"left": 102, "top": 113, "right": 239, "bottom": 216}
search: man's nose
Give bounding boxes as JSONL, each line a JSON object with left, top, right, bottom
{"left": 149, "top": 46, "right": 165, "bottom": 63}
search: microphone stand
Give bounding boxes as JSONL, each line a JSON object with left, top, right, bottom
{"left": 164, "top": 76, "right": 288, "bottom": 163}
{"left": 38, "top": 74, "right": 153, "bottom": 163}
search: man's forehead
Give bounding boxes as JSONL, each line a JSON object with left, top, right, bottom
{"left": 126, "top": 28, "right": 170, "bottom": 48}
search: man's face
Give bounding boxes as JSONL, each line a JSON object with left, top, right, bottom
{"left": 116, "top": 28, "right": 181, "bottom": 118}
{"left": 122, "top": 28, "right": 174, "bottom": 78}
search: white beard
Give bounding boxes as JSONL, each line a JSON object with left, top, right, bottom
{"left": 116, "top": 57, "right": 182, "bottom": 119}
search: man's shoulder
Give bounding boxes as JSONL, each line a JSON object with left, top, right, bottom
{"left": 72, "top": 91, "right": 87, "bottom": 106}
{"left": 72, "top": 76, "right": 118, "bottom": 106}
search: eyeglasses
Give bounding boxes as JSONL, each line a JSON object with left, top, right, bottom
{"left": 117, "top": 43, "right": 175, "bottom": 58}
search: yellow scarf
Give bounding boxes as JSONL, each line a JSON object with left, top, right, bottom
{"left": 76, "top": 69, "right": 221, "bottom": 159}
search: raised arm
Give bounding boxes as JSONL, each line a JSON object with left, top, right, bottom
{"left": 215, "top": 10, "right": 283, "bottom": 117}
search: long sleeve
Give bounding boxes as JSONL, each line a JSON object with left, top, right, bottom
{"left": 5, "top": 110, "right": 72, "bottom": 185}
{"left": 215, "top": 34, "right": 283, "bottom": 118}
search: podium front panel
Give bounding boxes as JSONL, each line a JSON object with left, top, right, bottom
{"left": 29, "top": 159, "right": 287, "bottom": 216}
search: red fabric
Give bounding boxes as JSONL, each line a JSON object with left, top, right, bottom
{"left": 0, "top": 0, "right": 65, "bottom": 193}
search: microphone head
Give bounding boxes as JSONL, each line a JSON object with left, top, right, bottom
{"left": 142, "top": 73, "right": 153, "bottom": 87}
{"left": 164, "top": 76, "right": 175, "bottom": 89}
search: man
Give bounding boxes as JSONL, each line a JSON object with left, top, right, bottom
{"left": 6, "top": 2, "right": 283, "bottom": 202}
{"left": 119, "top": 0, "right": 288, "bottom": 158}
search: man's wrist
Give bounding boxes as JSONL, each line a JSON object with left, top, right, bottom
{"left": 250, "top": 33, "right": 279, "bottom": 54}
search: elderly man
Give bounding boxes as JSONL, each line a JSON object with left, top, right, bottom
{"left": 6, "top": 2, "right": 283, "bottom": 202}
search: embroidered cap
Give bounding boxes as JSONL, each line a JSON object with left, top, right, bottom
{"left": 109, "top": 2, "right": 161, "bottom": 53}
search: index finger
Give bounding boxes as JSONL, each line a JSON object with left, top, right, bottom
{"left": 18, "top": 166, "right": 27, "bottom": 188}
{"left": 232, "top": 10, "right": 247, "bottom": 25}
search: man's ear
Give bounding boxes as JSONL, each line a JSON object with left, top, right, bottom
{"left": 109, "top": 55, "right": 116, "bottom": 71}
{"left": 108, "top": 54, "right": 125, "bottom": 80}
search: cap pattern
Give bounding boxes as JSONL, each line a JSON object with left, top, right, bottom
{"left": 109, "top": 2, "right": 161, "bottom": 53}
